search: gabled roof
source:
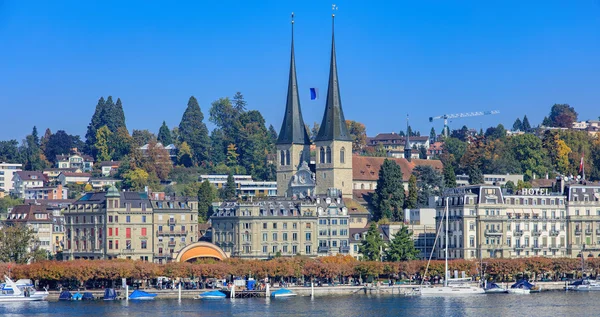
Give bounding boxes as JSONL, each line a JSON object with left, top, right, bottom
{"left": 14, "top": 171, "right": 48, "bottom": 182}
{"left": 6, "top": 204, "right": 52, "bottom": 223}
{"left": 56, "top": 153, "right": 94, "bottom": 162}
{"left": 352, "top": 155, "right": 443, "bottom": 182}
{"left": 99, "top": 161, "right": 122, "bottom": 167}
{"left": 277, "top": 18, "right": 310, "bottom": 145}
{"left": 314, "top": 17, "right": 351, "bottom": 142}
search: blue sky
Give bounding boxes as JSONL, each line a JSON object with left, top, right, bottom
{"left": 1, "top": 1, "right": 599, "bottom": 141}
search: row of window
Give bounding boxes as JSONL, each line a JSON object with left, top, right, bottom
{"left": 318, "top": 219, "right": 348, "bottom": 225}
{"left": 318, "top": 229, "right": 348, "bottom": 236}
{"left": 318, "top": 147, "right": 345, "bottom": 164}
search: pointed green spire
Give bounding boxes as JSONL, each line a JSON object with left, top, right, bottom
{"left": 315, "top": 14, "right": 351, "bottom": 142}
{"left": 277, "top": 13, "right": 311, "bottom": 145}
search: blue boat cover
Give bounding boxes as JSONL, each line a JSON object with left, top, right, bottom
{"left": 59, "top": 290, "right": 72, "bottom": 300}
{"left": 200, "top": 290, "right": 226, "bottom": 298}
{"left": 72, "top": 292, "right": 83, "bottom": 300}
{"left": 104, "top": 288, "right": 117, "bottom": 300}
{"left": 511, "top": 279, "right": 535, "bottom": 289}
{"left": 485, "top": 283, "right": 501, "bottom": 290}
{"left": 247, "top": 280, "right": 256, "bottom": 291}
{"left": 270, "top": 288, "right": 295, "bottom": 297}
{"left": 129, "top": 290, "right": 157, "bottom": 299}
{"left": 82, "top": 292, "right": 94, "bottom": 300}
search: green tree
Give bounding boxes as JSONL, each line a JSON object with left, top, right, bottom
{"left": 430, "top": 127, "right": 436, "bottom": 142}
{"left": 548, "top": 104, "right": 578, "bottom": 128}
{"left": 85, "top": 96, "right": 107, "bottom": 151}
{"left": 311, "top": 122, "right": 320, "bottom": 142}
{"left": 0, "top": 224, "right": 41, "bottom": 264}
{"left": 23, "top": 126, "right": 48, "bottom": 171}
{"left": 141, "top": 139, "right": 172, "bottom": 181}
{"left": 44, "top": 130, "right": 74, "bottom": 163}
{"left": 0, "top": 140, "right": 22, "bottom": 163}
{"left": 0, "top": 197, "right": 24, "bottom": 213}
{"left": 418, "top": 146, "right": 428, "bottom": 159}
{"left": 484, "top": 124, "right": 507, "bottom": 140}
{"left": 131, "top": 129, "right": 156, "bottom": 147}
{"left": 209, "top": 129, "right": 227, "bottom": 165}
{"left": 504, "top": 180, "right": 516, "bottom": 194}
{"left": 346, "top": 120, "right": 367, "bottom": 152}
{"left": 220, "top": 172, "right": 237, "bottom": 200}
{"left": 157, "top": 121, "right": 173, "bottom": 145}
{"left": 405, "top": 175, "right": 418, "bottom": 209}
{"left": 372, "top": 159, "right": 404, "bottom": 221}
{"left": 510, "top": 134, "right": 551, "bottom": 181}
{"left": 522, "top": 115, "right": 531, "bottom": 132}
{"left": 85, "top": 96, "right": 127, "bottom": 154}
{"left": 450, "top": 126, "right": 470, "bottom": 142}
{"left": 177, "top": 141, "right": 194, "bottom": 167}
{"left": 268, "top": 125, "right": 278, "bottom": 149}
{"left": 94, "top": 125, "right": 112, "bottom": 162}
{"left": 180, "top": 96, "right": 210, "bottom": 164}
{"left": 442, "top": 160, "right": 457, "bottom": 188}
{"left": 109, "top": 127, "right": 133, "bottom": 160}
{"left": 467, "top": 165, "right": 484, "bottom": 184}
{"left": 385, "top": 225, "right": 419, "bottom": 261}
{"left": 512, "top": 118, "right": 523, "bottom": 131}
{"left": 358, "top": 223, "right": 385, "bottom": 261}
{"left": 197, "top": 180, "right": 215, "bottom": 222}
{"left": 443, "top": 137, "right": 467, "bottom": 171}
{"left": 122, "top": 168, "right": 150, "bottom": 191}
{"left": 413, "top": 165, "right": 443, "bottom": 207}
{"left": 226, "top": 144, "right": 239, "bottom": 167}
{"left": 233, "top": 91, "right": 247, "bottom": 112}
{"left": 236, "top": 110, "right": 271, "bottom": 179}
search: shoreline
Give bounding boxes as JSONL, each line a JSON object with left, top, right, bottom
{"left": 44, "top": 281, "right": 571, "bottom": 300}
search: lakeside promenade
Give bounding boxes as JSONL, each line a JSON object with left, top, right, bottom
{"left": 44, "top": 281, "right": 570, "bottom": 300}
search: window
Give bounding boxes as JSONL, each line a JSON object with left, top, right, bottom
{"left": 109, "top": 240, "right": 113, "bottom": 249}
{"left": 306, "top": 223, "right": 311, "bottom": 229}
{"left": 141, "top": 240, "right": 147, "bottom": 249}
{"left": 326, "top": 147, "right": 332, "bottom": 163}
{"left": 263, "top": 233, "right": 267, "bottom": 241}
{"left": 109, "top": 228, "right": 113, "bottom": 236}
{"left": 320, "top": 147, "right": 325, "bottom": 164}
{"left": 272, "top": 233, "right": 278, "bottom": 241}
{"left": 305, "top": 245, "right": 311, "bottom": 254}
{"left": 126, "top": 228, "right": 131, "bottom": 239}
{"left": 293, "top": 223, "right": 297, "bottom": 229}
{"left": 340, "top": 147, "right": 345, "bottom": 164}
{"left": 263, "top": 246, "right": 267, "bottom": 253}
{"left": 115, "top": 228, "right": 119, "bottom": 236}
{"left": 263, "top": 223, "right": 267, "bottom": 229}
{"left": 115, "top": 240, "right": 119, "bottom": 249}
{"left": 280, "top": 150, "right": 285, "bottom": 166}
{"left": 292, "top": 233, "right": 298, "bottom": 241}
{"left": 141, "top": 228, "right": 147, "bottom": 236}
{"left": 283, "top": 223, "right": 287, "bottom": 229}
{"left": 108, "top": 216, "right": 113, "bottom": 223}
{"left": 272, "top": 246, "right": 278, "bottom": 253}
{"left": 115, "top": 216, "right": 118, "bottom": 223}
{"left": 273, "top": 223, "right": 277, "bottom": 229}
{"left": 306, "top": 233, "right": 312, "bottom": 241}
{"left": 126, "top": 216, "right": 131, "bottom": 223}
{"left": 283, "top": 233, "right": 288, "bottom": 241}
{"left": 292, "top": 245, "right": 297, "bottom": 254}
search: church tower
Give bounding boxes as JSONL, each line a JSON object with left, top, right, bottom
{"left": 276, "top": 13, "right": 311, "bottom": 197}
{"left": 314, "top": 13, "right": 353, "bottom": 199}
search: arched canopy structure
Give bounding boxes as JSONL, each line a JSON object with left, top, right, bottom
{"left": 175, "top": 242, "right": 228, "bottom": 262}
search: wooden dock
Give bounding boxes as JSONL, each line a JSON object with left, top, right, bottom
{"left": 221, "top": 290, "right": 266, "bottom": 298}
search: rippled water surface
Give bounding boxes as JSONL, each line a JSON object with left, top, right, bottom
{"left": 1, "top": 292, "right": 599, "bottom": 317}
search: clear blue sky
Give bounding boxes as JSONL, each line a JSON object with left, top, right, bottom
{"left": 1, "top": 1, "right": 599, "bottom": 141}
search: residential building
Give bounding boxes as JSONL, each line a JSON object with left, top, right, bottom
{"left": 58, "top": 172, "right": 91, "bottom": 186}
{"left": 50, "top": 207, "right": 66, "bottom": 256}
{"left": 152, "top": 197, "right": 199, "bottom": 264}
{"left": 210, "top": 197, "right": 325, "bottom": 259}
{"left": 5, "top": 204, "right": 54, "bottom": 256}
{"left": 565, "top": 184, "right": 600, "bottom": 257}
{"left": 483, "top": 174, "right": 524, "bottom": 186}
{"left": 200, "top": 174, "right": 277, "bottom": 197}
{"left": 24, "top": 184, "right": 68, "bottom": 200}
{"left": 316, "top": 190, "right": 350, "bottom": 256}
{"left": 56, "top": 152, "right": 94, "bottom": 172}
{"left": 0, "top": 162, "right": 22, "bottom": 194}
{"left": 63, "top": 187, "right": 198, "bottom": 262}
{"left": 99, "top": 161, "right": 121, "bottom": 177}
{"left": 139, "top": 143, "right": 177, "bottom": 161}
{"left": 12, "top": 171, "right": 48, "bottom": 198}
{"left": 89, "top": 177, "right": 120, "bottom": 189}
{"left": 367, "top": 133, "right": 430, "bottom": 154}
{"left": 43, "top": 168, "right": 81, "bottom": 182}
{"left": 427, "top": 142, "right": 444, "bottom": 159}
{"left": 382, "top": 207, "right": 437, "bottom": 260}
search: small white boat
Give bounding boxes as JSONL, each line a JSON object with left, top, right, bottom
{"left": 484, "top": 282, "right": 508, "bottom": 294}
{"left": 270, "top": 288, "right": 297, "bottom": 298}
{"left": 507, "top": 279, "right": 540, "bottom": 294}
{"left": 197, "top": 290, "right": 226, "bottom": 299}
{"left": 567, "top": 279, "right": 600, "bottom": 291}
{"left": 0, "top": 276, "right": 48, "bottom": 302}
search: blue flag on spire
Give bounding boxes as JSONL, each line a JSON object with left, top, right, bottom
{"left": 310, "top": 88, "right": 319, "bottom": 100}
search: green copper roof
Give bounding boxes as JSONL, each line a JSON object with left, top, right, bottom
{"left": 105, "top": 185, "right": 120, "bottom": 198}
{"left": 277, "top": 17, "right": 311, "bottom": 145}
{"left": 315, "top": 16, "right": 351, "bottom": 143}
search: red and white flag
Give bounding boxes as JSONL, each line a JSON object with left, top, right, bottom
{"left": 580, "top": 152, "right": 585, "bottom": 180}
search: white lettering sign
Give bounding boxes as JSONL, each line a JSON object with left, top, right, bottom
{"left": 518, "top": 188, "right": 550, "bottom": 196}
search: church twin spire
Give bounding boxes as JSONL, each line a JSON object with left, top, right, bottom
{"left": 278, "top": 13, "right": 350, "bottom": 145}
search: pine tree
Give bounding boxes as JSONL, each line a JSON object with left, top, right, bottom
{"left": 85, "top": 97, "right": 107, "bottom": 150}
{"left": 373, "top": 159, "right": 405, "bottom": 221}
{"left": 468, "top": 165, "right": 484, "bottom": 184}
{"left": 512, "top": 118, "right": 523, "bottom": 131}
{"left": 405, "top": 174, "right": 418, "bottom": 209}
{"left": 233, "top": 92, "right": 247, "bottom": 112}
{"left": 157, "top": 121, "right": 173, "bottom": 145}
{"left": 209, "top": 129, "right": 226, "bottom": 165}
{"left": 113, "top": 98, "right": 127, "bottom": 131}
{"left": 522, "top": 115, "right": 531, "bottom": 132}
{"left": 197, "top": 180, "right": 215, "bottom": 222}
{"left": 220, "top": 172, "right": 237, "bottom": 200}
{"left": 179, "top": 96, "right": 210, "bottom": 164}
{"left": 429, "top": 127, "right": 436, "bottom": 142}
{"left": 443, "top": 162, "right": 457, "bottom": 188}
{"left": 385, "top": 225, "right": 419, "bottom": 261}
{"left": 358, "top": 223, "right": 385, "bottom": 261}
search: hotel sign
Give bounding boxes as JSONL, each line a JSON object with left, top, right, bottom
{"left": 518, "top": 188, "right": 550, "bottom": 196}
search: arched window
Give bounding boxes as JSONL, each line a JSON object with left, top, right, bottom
{"left": 340, "top": 147, "right": 345, "bottom": 164}
{"left": 326, "top": 147, "right": 332, "bottom": 164}
{"left": 280, "top": 150, "right": 285, "bottom": 166}
{"left": 320, "top": 147, "right": 325, "bottom": 164}
{"left": 299, "top": 150, "right": 303, "bottom": 164}
{"left": 285, "top": 150, "right": 291, "bottom": 166}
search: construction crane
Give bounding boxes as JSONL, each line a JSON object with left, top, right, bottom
{"left": 429, "top": 110, "right": 500, "bottom": 137}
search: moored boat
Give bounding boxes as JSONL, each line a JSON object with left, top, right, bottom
{"left": 58, "top": 290, "right": 72, "bottom": 301}
{"left": 508, "top": 279, "right": 541, "bottom": 294}
{"left": 72, "top": 292, "right": 83, "bottom": 300}
{"left": 103, "top": 288, "right": 117, "bottom": 301}
{"left": 0, "top": 276, "right": 48, "bottom": 302}
{"left": 198, "top": 290, "right": 227, "bottom": 299}
{"left": 270, "top": 288, "right": 297, "bottom": 298}
{"left": 567, "top": 278, "right": 600, "bottom": 291}
{"left": 82, "top": 292, "right": 95, "bottom": 300}
{"left": 129, "top": 290, "right": 157, "bottom": 300}
{"left": 484, "top": 282, "right": 508, "bottom": 294}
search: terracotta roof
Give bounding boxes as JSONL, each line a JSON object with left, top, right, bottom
{"left": 14, "top": 171, "right": 48, "bottom": 182}
{"left": 353, "top": 155, "right": 443, "bottom": 182}
{"left": 60, "top": 172, "right": 91, "bottom": 177}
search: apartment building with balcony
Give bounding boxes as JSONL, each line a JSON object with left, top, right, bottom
{"left": 0, "top": 162, "right": 22, "bottom": 194}
{"left": 151, "top": 198, "right": 199, "bottom": 264}
{"left": 316, "top": 190, "right": 350, "bottom": 256}
{"left": 5, "top": 204, "right": 54, "bottom": 255}
{"left": 566, "top": 184, "right": 600, "bottom": 257}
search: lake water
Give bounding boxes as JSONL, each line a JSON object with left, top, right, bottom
{"left": 1, "top": 292, "right": 599, "bottom": 317}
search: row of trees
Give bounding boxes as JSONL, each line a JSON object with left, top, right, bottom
{"left": 1, "top": 256, "right": 597, "bottom": 286}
